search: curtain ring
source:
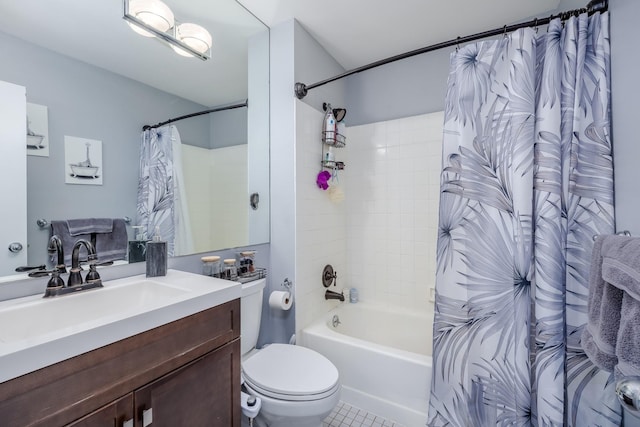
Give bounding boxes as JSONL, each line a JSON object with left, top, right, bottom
{"left": 534, "top": 18, "right": 539, "bottom": 33}
{"left": 455, "top": 36, "right": 461, "bottom": 52}
{"left": 503, "top": 25, "right": 508, "bottom": 38}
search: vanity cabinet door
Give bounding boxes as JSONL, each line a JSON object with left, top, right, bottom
{"left": 134, "top": 339, "right": 241, "bottom": 427}
{"left": 66, "top": 394, "right": 134, "bottom": 427}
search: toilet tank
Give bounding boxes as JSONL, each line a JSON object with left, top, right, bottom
{"left": 241, "top": 278, "right": 266, "bottom": 356}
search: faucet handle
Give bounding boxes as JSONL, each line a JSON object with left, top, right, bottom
{"left": 46, "top": 269, "right": 65, "bottom": 289}
{"left": 85, "top": 264, "right": 101, "bottom": 283}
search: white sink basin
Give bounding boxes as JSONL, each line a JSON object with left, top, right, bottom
{"left": 0, "top": 279, "right": 188, "bottom": 343}
{"left": 0, "top": 269, "right": 241, "bottom": 383}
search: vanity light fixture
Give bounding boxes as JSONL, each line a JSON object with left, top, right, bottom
{"left": 123, "top": 0, "right": 212, "bottom": 61}
{"left": 171, "top": 23, "right": 213, "bottom": 57}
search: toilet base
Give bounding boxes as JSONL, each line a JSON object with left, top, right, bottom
{"left": 252, "top": 414, "right": 324, "bottom": 427}
{"left": 243, "top": 382, "right": 340, "bottom": 427}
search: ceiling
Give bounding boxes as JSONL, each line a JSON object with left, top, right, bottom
{"left": 238, "top": 0, "right": 567, "bottom": 70}
{"left": 0, "top": 0, "right": 266, "bottom": 107}
{"left": 0, "top": 0, "right": 586, "bottom": 107}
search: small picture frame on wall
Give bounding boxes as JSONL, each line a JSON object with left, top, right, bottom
{"left": 64, "top": 136, "right": 103, "bottom": 185}
{"left": 26, "top": 103, "right": 49, "bottom": 157}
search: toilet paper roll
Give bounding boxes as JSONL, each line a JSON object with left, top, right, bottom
{"left": 269, "top": 290, "right": 292, "bottom": 311}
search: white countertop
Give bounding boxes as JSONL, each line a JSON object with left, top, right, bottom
{"left": 0, "top": 269, "right": 241, "bottom": 383}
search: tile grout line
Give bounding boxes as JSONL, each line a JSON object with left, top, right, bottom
{"left": 323, "top": 401, "right": 404, "bottom": 427}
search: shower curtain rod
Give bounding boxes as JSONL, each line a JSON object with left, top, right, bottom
{"left": 294, "top": 0, "right": 608, "bottom": 100}
{"left": 142, "top": 99, "right": 248, "bottom": 131}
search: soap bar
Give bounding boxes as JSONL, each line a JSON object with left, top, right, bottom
{"left": 146, "top": 240, "right": 167, "bottom": 277}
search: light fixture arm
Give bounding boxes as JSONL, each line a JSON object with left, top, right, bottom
{"left": 122, "top": 0, "right": 210, "bottom": 61}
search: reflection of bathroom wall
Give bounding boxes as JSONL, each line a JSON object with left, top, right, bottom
{"left": 211, "top": 145, "right": 248, "bottom": 249}
{"left": 182, "top": 145, "right": 213, "bottom": 253}
{"left": 0, "top": 31, "right": 209, "bottom": 264}
{"left": 182, "top": 144, "right": 248, "bottom": 253}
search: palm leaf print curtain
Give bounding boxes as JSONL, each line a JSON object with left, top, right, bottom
{"left": 136, "top": 125, "right": 193, "bottom": 257}
{"left": 428, "top": 12, "right": 617, "bottom": 426}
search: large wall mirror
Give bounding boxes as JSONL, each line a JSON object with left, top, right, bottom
{"left": 0, "top": 0, "right": 269, "bottom": 278}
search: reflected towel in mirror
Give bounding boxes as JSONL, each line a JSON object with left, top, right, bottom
{"left": 50, "top": 218, "right": 128, "bottom": 266}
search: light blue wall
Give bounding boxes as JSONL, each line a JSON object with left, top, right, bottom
{"left": 266, "top": 19, "right": 297, "bottom": 346}
{"left": 294, "top": 22, "right": 347, "bottom": 114}
{"left": 610, "top": 0, "right": 640, "bottom": 236}
{"left": 345, "top": 48, "right": 452, "bottom": 126}
{"left": 209, "top": 107, "right": 248, "bottom": 149}
{"left": 266, "top": 19, "right": 346, "bottom": 345}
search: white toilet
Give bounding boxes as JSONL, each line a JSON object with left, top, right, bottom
{"left": 240, "top": 278, "right": 340, "bottom": 427}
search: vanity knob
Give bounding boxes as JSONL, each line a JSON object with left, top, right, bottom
{"left": 8, "top": 242, "right": 23, "bottom": 253}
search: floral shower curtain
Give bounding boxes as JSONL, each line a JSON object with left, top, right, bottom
{"left": 136, "top": 125, "right": 193, "bottom": 257}
{"left": 428, "top": 12, "right": 617, "bottom": 426}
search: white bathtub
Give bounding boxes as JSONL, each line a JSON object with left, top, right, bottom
{"left": 301, "top": 302, "right": 432, "bottom": 426}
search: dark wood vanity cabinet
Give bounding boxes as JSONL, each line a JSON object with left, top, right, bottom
{"left": 0, "top": 299, "right": 241, "bottom": 427}
{"left": 66, "top": 395, "right": 134, "bottom": 427}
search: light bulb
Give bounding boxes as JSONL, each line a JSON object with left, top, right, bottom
{"left": 127, "top": 0, "right": 174, "bottom": 37}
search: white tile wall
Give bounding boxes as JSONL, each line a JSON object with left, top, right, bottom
{"left": 345, "top": 112, "right": 443, "bottom": 311}
{"left": 294, "top": 102, "right": 443, "bottom": 331}
{"left": 295, "top": 101, "right": 348, "bottom": 333}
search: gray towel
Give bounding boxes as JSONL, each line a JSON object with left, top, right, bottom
{"left": 601, "top": 236, "right": 640, "bottom": 379}
{"left": 581, "top": 235, "right": 622, "bottom": 371}
{"left": 94, "top": 219, "right": 128, "bottom": 264}
{"left": 50, "top": 218, "right": 128, "bottom": 266}
{"left": 66, "top": 218, "right": 113, "bottom": 236}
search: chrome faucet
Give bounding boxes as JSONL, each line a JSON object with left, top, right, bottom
{"left": 47, "top": 235, "right": 66, "bottom": 273}
{"left": 325, "top": 289, "right": 345, "bottom": 301}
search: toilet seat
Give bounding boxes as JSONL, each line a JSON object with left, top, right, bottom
{"left": 242, "top": 344, "right": 339, "bottom": 402}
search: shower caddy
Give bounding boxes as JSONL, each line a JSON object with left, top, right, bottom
{"left": 321, "top": 102, "right": 346, "bottom": 172}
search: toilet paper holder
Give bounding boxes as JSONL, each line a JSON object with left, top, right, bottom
{"left": 282, "top": 278, "right": 293, "bottom": 290}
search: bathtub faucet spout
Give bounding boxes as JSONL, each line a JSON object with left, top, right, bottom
{"left": 325, "top": 289, "right": 345, "bottom": 302}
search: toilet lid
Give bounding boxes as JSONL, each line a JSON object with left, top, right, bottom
{"left": 242, "top": 344, "right": 339, "bottom": 400}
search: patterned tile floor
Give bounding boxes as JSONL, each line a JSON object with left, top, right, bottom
{"left": 323, "top": 401, "right": 405, "bottom": 427}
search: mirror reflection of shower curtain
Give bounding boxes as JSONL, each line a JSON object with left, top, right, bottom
{"left": 136, "top": 125, "right": 194, "bottom": 257}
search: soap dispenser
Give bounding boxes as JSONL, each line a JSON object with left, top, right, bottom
{"left": 146, "top": 226, "right": 167, "bottom": 277}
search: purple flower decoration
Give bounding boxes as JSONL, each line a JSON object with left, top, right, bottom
{"left": 316, "top": 170, "right": 331, "bottom": 190}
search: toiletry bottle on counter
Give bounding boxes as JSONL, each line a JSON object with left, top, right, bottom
{"left": 128, "top": 225, "right": 147, "bottom": 264}
{"left": 222, "top": 258, "right": 238, "bottom": 281}
{"left": 146, "top": 226, "right": 167, "bottom": 277}
{"left": 201, "top": 255, "right": 221, "bottom": 278}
